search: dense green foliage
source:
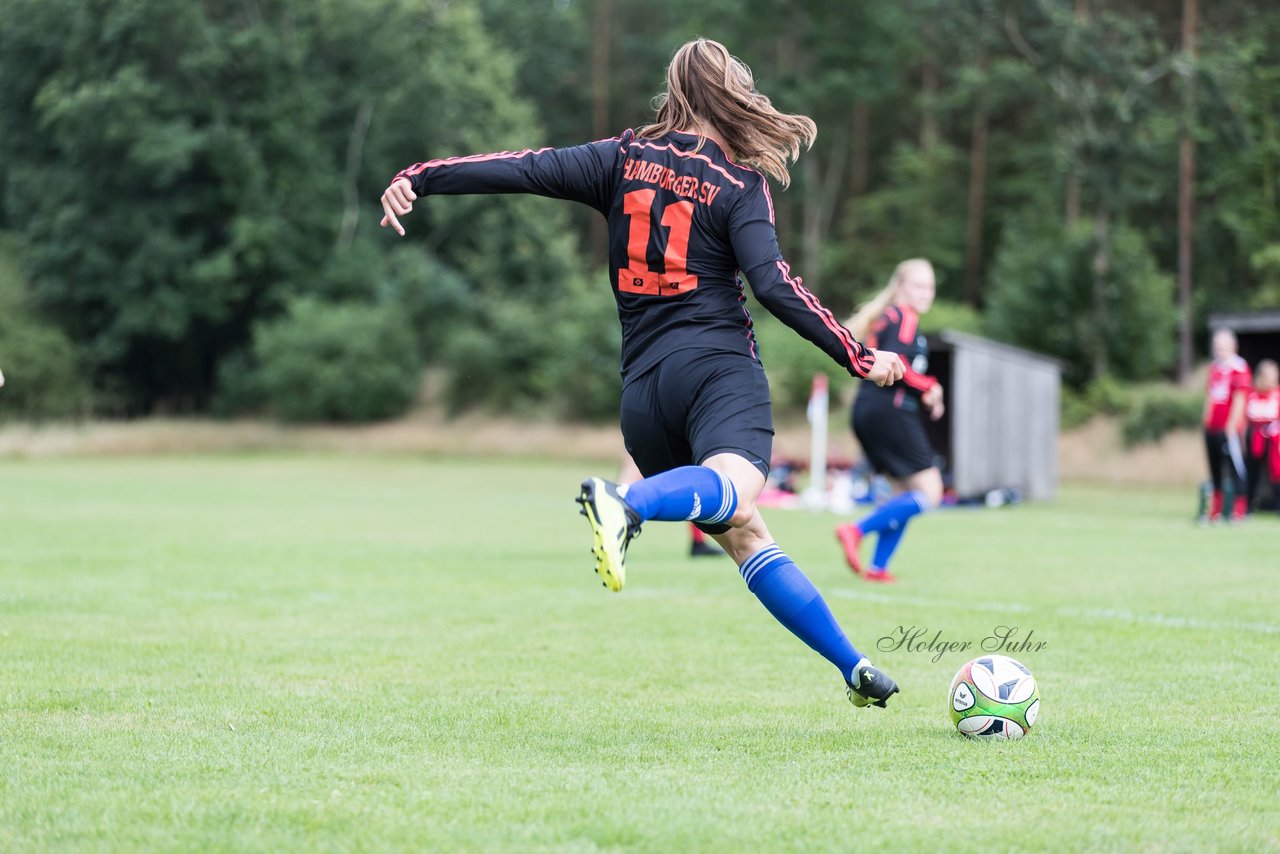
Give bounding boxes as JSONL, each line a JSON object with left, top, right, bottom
{"left": 1060, "top": 376, "right": 1204, "bottom": 443}
{"left": 1, "top": 0, "right": 1277, "bottom": 420}
{"left": 986, "top": 220, "right": 1177, "bottom": 386}
{"left": 0, "top": 237, "right": 89, "bottom": 420}
{"left": 1120, "top": 386, "right": 1205, "bottom": 446}
{"left": 0, "top": 0, "right": 608, "bottom": 417}
{"left": 2, "top": 455, "right": 1278, "bottom": 849}
{"left": 233, "top": 298, "right": 420, "bottom": 423}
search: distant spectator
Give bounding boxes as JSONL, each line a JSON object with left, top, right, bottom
{"left": 1201, "top": 329, "right": 1251, "bottom": 524}
{"left": 1244, "top": 359, "right": 1280, "bottom": 514}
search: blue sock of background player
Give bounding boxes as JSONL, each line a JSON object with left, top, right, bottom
{"left": 857, "top": 491, "right": 929, "bottom": 572}
{"left": 623, "top": 466, "right": 867, "bottom": 682}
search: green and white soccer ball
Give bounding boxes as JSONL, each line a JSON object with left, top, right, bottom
{"left": 949, "top": 655, "right": 1040, "bottom": 739}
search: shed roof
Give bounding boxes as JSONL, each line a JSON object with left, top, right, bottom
{"left": 1207, "top": 310, "right": 1280, "bottom": 333}
{"left": 931, "top": 329, "right": 1064, "bottom": 371}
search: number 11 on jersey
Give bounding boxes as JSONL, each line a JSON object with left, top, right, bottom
{"left": 618, "top": 189, "right": 699, "bottom": 296}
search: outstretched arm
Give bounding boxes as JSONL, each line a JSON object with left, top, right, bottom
{"left": 729, "top": 184, "right": 901, "bottom": 387}
{"left": 380, "top": 134, "right": 630, "bottom": 236}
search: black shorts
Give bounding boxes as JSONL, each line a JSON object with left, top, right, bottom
{"left": 620, "top": 348, "right": 774, "bottom": 484}
{"left": 852, "top": 401, "right": 936, "bottom": 478}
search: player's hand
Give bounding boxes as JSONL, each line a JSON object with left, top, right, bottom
{"left": 923, "top": 383, "right": 945, "bottom": 420}
{"left": 864, "top": 349, "right": 904, "bottom": 388}
{"left": 380, "top": 177, "right": 416, "bottom": 236}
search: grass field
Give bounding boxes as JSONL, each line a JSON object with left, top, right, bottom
{"left": 2, "top": 455, "right": 1278, "bottom": 852}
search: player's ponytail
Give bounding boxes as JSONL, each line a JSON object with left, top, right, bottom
{"left": 846, "top": 259, "right": 934, "bottom": 341}
{"left": 639, "top": 38, "right": 816, "bottom": 188}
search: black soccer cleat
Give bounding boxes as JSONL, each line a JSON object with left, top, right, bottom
{"left": 689, "top": 539, "right": 725, "bottom": 558}
{"left": 846, "top": 658, "right": 900, "bottom": 708}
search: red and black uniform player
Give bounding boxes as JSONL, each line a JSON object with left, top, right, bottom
{"left": 834, "top": 260, "right": 944, "bottom": 584}
{"left": 1202, "top": 330, "right": 1251, "bottom": 523}
{"left": 1244, "top": 360, "right": 1280, "bottom": 513}
{"left": 390, "top": 133, "right": 902, "bottom": 408}
{"left": 388, "top": 134, "right": 928, "bottom": 479}
{"left": 853, "top": 304, "right": 939, "bottom": 479}
{"left": 379, "top": 39, "right": 911, "bottom": 710}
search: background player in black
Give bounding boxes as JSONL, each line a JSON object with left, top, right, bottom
{"left": 835, "top": 259, "right": 944, "bottom": 583}
{"left": 380, "top": 39, "right": 917, "bottom": 709}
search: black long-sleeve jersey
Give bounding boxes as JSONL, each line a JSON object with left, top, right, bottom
{"left": 857, "top": 305, "right": 938, "bottom": 411}
{"left": 395, "top": 130, "right": 877, "bottom": 382}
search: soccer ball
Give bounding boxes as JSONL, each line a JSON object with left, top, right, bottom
{"left": 949, "top": 655, "right": 1039, "bottom": 739}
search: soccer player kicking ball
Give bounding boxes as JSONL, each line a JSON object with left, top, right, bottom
{"left": 381, "top": 39, "right": 917, "bottom": 709}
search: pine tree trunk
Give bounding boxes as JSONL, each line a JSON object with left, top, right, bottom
{"left": 847, "top": 100, "right": 871, "bottom": 234}
{"left": 1177, "top": 0, "right": 1198, "bottom": 384}
{"left": 1091, "top": 207, "right": 1111, "bottom": 379}
{"left": 588, "top": 0, "right": 612, "bottom": 259}
{"left": 801, "top": 156, "right": 823, "bottom": 288}
{"left": 1064, "top": 169, "right": 1081, "bottom": 228}
{"left": 963, "top": 36, "right": 991, "bottom": 308}
{"left": 921, "top": 23, "right": 939, "bottom": 152}
{"left": 1066, "top": 0, "right": 1088, "bottom": 229}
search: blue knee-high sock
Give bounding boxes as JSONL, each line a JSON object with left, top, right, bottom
{"left": 871, "top": 523, "right": 907, "bottom": 571}
{"left": 739, "top": 545, "right": 864, "bottom": 682}
{"left": 621, "top": 466, "right": 737, "bottom": 526}
{"left": 856, "top": 490, "right": 929, "bottom": 537}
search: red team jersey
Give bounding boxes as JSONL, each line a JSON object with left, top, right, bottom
{"left": 394, "top": 131, "right": 932, "bottom": 390}
{"left": 1246, "top": 388, "right": 1280, "bottom": 430}
{"left": 1204, "top": 356, "right": 1251, "bottom": 431}
{"left": 1246, "top": 388, "right": 1280, "bottom": 480}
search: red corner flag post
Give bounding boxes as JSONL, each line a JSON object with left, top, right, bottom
{"left": 803, "top": 373, "right": 829, "bottom": 510}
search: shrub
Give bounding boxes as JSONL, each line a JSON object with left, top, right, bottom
{"left": 535, "top": 273, "right": 623, "bottom": 421}
{"left": 918, "top": 299, "right": 984, "bottom": 336}
{"left": 1121, "top": 387, "right": 1203, "bottom": 447}
{"left": 0, "top": 235, "right": 90, "bottom": 421}
{"left": 1059, "top": 387, "right": 1095, "bottom": 430}
{"left": 1084, "top": 375, "right": 1133, "bottom": 416}
{"left": 441, "top": 272, "right": 621, "bottom": 421}
{"left": 1059, "top": 377, "right": 1137, "bottom": 430}
{"left": 0, "top": 321, "right": 89, "bottom": 421}
{"left": 233, "top": 298, "right": 421, "bottom": 423}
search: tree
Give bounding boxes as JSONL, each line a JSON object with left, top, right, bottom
{"left": 0, "top": 0, "right": 598, "bottom": 414}
{"left": 1177, "top": 0, "right": 1199, "bottom": 382}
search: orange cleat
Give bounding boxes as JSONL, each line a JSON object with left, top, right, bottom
{"left": 835, "top": 523, "right": 867, "bottom": 577}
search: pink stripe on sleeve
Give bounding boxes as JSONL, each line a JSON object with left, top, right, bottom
{"left": 397, "top": 147, "right": 554, "bottom": 179}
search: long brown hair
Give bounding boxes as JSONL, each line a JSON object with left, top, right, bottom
{"left": 846, "top": 259, "right": 935, "bottom": 341}
{"left": 638, "top": 38, "right": 816, "bottom": 187}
